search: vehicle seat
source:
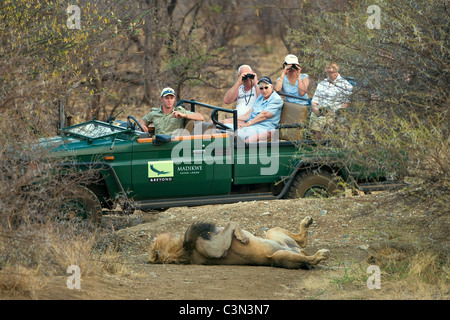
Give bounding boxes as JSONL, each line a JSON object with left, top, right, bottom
{"left": 184, "top": 119, "right": 195, "bottom": 133}
{"left": 184, "top": 120, "right": 215, "bottom": 135}
{"left": 277, "top": 102, "right": 310, "bottom": 141}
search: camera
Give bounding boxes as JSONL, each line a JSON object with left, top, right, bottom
{"left": 242, "top": 74, "right": 255, "bottom": 81}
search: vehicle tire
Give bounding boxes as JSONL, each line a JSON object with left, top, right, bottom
{"left": 60, "top": 185, "right": 102, "bottom": 225}
{"left": 287, "top": 170, "right": 340, "bottom": 199}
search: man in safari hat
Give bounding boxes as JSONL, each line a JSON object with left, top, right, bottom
{"left": 140, "top": 87, "right": 204, "bottom": 135}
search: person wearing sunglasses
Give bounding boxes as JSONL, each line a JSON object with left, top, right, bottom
{"left": 223, "top": 64, "right": 260, "bottom": 116}
{"left": 225, "top": 76, "right": 283, "bottom": 142}
{"left": 139, "top": 87, "right": 204, "bottom": 135}
{"left": 274, "top": 54, "right": 310, "bottom": 105}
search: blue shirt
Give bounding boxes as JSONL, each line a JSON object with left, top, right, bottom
{"left": 278, "top": 74, "right": 309, "bottom": 105}
{"left": 225, "top": 91, "right": 283, "bottom": 140}
{"left": 247, "top": 91, "right": 284, "bottom": 130}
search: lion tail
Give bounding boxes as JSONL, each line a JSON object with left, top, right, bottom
{"left": 183, "top": 221, "right": 216, "bottom": 255}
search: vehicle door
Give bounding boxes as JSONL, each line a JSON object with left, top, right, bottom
{"left": 130, "top": 133, "right": 232, "bottom": 201}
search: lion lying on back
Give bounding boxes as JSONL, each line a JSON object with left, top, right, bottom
{"left": 148, "top": 216, "right": 330, "bottom": 269}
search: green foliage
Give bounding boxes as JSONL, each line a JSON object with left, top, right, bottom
{"left": 288, "top": 0, "right": 449, "bottom": 198}
{"left": 163, "top": 36, "right": 224, "bottom": 95}
{"left": 0, "top": 0, "right": 151, "bottom": 128}
{"left": 291, "top": 0, "right": 448, "bottom": 113}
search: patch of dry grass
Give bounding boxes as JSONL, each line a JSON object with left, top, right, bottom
{"left": 0, "top": 224, "right": 132, "bottom": 299}
{"left": 0, "top": 266, "right": 45, "bottom": 299}
{"left": 326, "top": 247, "right": 449, "bottom": 300}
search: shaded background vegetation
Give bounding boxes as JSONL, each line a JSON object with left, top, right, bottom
{"left": 0, "top": 0, "right": 448, "bottom": 297}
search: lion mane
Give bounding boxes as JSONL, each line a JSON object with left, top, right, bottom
{"left": 149, "top": 222, "right": 216, "bottom": 264}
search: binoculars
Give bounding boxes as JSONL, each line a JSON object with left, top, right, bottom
{"left": 283, "top": 63, "right": 299, "bottom": 71}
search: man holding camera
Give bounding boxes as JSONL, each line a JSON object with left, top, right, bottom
{"left": 223, "top": 64, "right": 260, "bottom": 116}
{"left": 275, "top": 54, "right": 310, "bottom": 105}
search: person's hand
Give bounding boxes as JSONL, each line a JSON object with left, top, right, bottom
{"left": 282, "top": 64, "right": 290, "bottom": 76}
{"left": 239, "top": 120, "right": 253, "bottom": 128}
{"left": 238, "top": 72, "right": 245, "bottom": 85}
{"left": 311, "top": 105, "right": 321, "bottom": 117}
{"left": 251, "top": 73, "right": 258, "bottom": 87}
{"left": 240, "top": 72, "right": 256, "bottom": 84}
{"left": 172, "top": 111, "right": 187, "bottom": 119}
{"left": 139, "top": 120, "right": 149, "bottom": 133}
{"left": 238, "top": 72, "right": 253, "bottom": 85}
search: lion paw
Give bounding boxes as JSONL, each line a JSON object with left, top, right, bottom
{"left": 301, "top": 216, "right": 313, "bottom": 228}
{"left": 234, "top": 230, "right": 249, "bottom": 244}
{"left": 317, "top": 249, "right": 330, "bottom": 260}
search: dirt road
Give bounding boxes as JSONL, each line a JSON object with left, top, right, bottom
{"left": 17, "top": 192, "right": 450, "bottom": 300}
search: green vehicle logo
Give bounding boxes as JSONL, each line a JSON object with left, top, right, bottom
{"left": 148, "top": 161, "right": 174, "bottom": 182}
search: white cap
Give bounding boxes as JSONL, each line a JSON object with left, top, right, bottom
{"left": 160, "top": 87, "right": 175, "bottom": 97}
{"left": 284, "top": 54, "right": 299, "bottom": 65}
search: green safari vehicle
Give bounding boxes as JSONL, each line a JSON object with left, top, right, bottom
{"left": 41, "top": 100, "right": 405, "bottom": 223}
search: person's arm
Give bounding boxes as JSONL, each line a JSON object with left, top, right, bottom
{"left": 238, "top": 108, "right": 253, "bottom": 122}
{"left": 311, "top": 82, "right": 323, "bottom": 116}
{"left": 139, "top": 118, "right": 149, "bottom": 133}
{"left": 298, "top": 73, "right": 309, "bottom": 96}
{"left": 252, "top": 74, "right": 260, "bottom": 98}
{"left": 241, "top": 111, "right": 274, "bottom": 127}
{"left": 172, "top": 110, "right": 204, "bottom": 121}
{"left": 241, "top": 94, "right": 283, "bottom": 127}
{"left": 274, "top": 65, "right": 289, "bottom": 92}
{"left": 311, "top": 102, "right": 320, "bottom": 116}
{"left": 338, "top": 80, "right": 353, "bottom": 109}
{"left": 224, "top": 73, "right": 244, "bottom": 104}
{"left": 186, "top": 112, "right": 204, "bottom": 121}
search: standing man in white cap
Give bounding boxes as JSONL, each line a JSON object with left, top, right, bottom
{"left": 274, "top": 54, "right": 310, "bottom": 105}
{"left": 139, "top": 87, "right": 204, "bottom": 135}
{"left": 223, "top": 64, "right": 260, "bottom": 116}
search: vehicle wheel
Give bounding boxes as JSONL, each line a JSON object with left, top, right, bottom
{"left": 287, "top": 170, "right": 340, "bottom": 199}
{"left": 60, "top": 185, "right": 102, "bottom": 225}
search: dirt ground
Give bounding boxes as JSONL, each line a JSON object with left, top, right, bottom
{"left": 7, "top": 191, "right": 449, "bottom": 301}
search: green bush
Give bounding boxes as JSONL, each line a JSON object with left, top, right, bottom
{"left": 288, "top": 0, "right": 448, "bottom": 201}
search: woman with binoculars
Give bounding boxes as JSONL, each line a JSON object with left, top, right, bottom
{"left": 274, "top": 54, "right": 310, "bottom": 105}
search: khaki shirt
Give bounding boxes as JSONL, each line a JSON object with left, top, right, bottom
{"left": 142, "top": 106, "right": 193, "bottom": 135}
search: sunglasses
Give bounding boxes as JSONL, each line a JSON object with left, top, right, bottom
{"left": 259, "top": 86, "right": 270, "bottom": 90}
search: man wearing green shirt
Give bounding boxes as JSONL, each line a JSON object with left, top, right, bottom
{"left": 139, "top": 87, "right": 204, "bottom": 135}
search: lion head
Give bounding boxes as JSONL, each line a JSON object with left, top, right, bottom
{"left": 148, "top": 233, "right": 189, "bottom": 264}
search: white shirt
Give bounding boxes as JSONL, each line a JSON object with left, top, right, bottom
{"left": 235, "top": 85, "right": 257, "bottom": 116}
{"left": 312, "top": 74, "right": 353, "bottom": 111}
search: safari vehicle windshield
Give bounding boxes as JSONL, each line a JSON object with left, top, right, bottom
{"left": 59, "top": 120, "right": 131, "bottom": 141}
